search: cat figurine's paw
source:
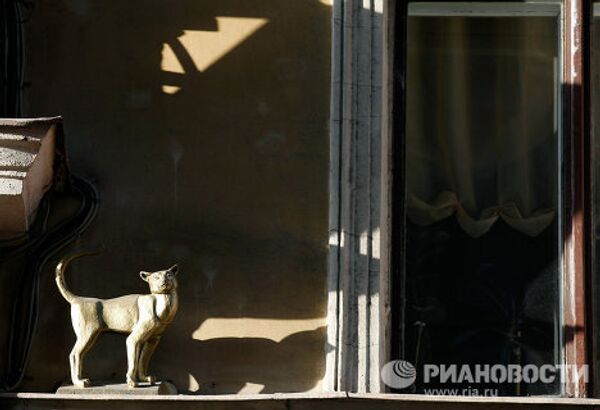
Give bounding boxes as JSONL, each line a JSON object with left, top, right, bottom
{"left": 127, "top": 378, "right": 139, "bottom": 388}
{"left": 144, "top": 375, "right": 156, "bottom": 385}
{"left": 74, "top": 378, "right": 90, "bottom": 388}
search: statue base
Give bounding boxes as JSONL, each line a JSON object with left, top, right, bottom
{"left": 56, "top": 381, "right": 178, "bottom": 395}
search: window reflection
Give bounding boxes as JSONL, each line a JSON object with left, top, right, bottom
{"left": 403, "top": 11, "right": 561, "bottom": 396}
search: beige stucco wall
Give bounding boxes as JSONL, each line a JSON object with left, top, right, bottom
{"left": 19, "top": 0, "right": 331, "bottom": 394}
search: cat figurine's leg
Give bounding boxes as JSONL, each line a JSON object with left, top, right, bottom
{"left": 138, "top": 336, "right": 161, "bottom": 384}
{"left": 126, "top": 326, "right": 150, "bottom": 387}
{"left": 69, "top": 305, "right": 100, "bottom": 388}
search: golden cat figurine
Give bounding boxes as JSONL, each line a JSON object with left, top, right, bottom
{"left": 55, "top": 252, "right": 179, "bottom": 388}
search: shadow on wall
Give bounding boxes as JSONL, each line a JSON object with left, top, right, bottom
{"left": 21, "top": 0, "right": 332, "bottom": 394}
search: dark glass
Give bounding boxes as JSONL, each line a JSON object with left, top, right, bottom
{"left": 402, "top": 12, "right": 561, "bottom": 396}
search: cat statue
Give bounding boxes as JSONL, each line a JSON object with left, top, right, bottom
{"left": 55, "top": 252, "right": 179, "bottom": 388}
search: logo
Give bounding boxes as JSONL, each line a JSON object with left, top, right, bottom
{"left": 379, "top": 361, "right": 589, "bottom": 395}
{"left": 381, "top": 360, "right": 417, "bottom": 389}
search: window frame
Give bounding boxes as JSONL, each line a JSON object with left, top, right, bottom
{"left": 562, "top": 0, "right": 590, "bottom": 398}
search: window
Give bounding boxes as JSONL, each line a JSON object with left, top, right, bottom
{"left": 400, "top": 2, "right": 562, "bottom": 396}
{"left": 390, "top": 0, "right": 589, "bottom": 397}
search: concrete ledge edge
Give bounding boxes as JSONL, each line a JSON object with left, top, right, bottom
{"left": 2, "top": 391, "right": 600, "bottom": 405}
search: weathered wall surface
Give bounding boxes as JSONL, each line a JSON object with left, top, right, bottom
{"left": 20, "top": 0, "right": 331, "bottom": 394}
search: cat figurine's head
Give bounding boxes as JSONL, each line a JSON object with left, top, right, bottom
{"left": 140, "top": 265, "right": 178, "bottom": 294}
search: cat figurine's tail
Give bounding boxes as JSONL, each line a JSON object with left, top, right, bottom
{"left": 56, "top": 250, "right": 103, "bottom": 303}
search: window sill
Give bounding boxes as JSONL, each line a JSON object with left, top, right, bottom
{"left": 2, "top": 391, "right": 600, "bottom": 409}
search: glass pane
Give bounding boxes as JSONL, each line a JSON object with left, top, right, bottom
{"left": 402, "top": 7, "right": 561, "bottom": 396}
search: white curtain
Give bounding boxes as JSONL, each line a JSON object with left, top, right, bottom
{"left": 406, "top": 16, "right": 558, "bottom": 238}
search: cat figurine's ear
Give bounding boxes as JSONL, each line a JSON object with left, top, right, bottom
{"left": 140, "top": 271, "right": 151, "bottom": 281}
{"left": 168, "top": 264, "right": 178, "bottom": 275}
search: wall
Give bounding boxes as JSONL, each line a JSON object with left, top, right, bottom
{"left": 19, "top": 0, "right": 332, "bottom": 394}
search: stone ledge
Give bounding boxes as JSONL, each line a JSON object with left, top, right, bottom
{"left": 2, "top": 392, "right": 600, "bottom": 409}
